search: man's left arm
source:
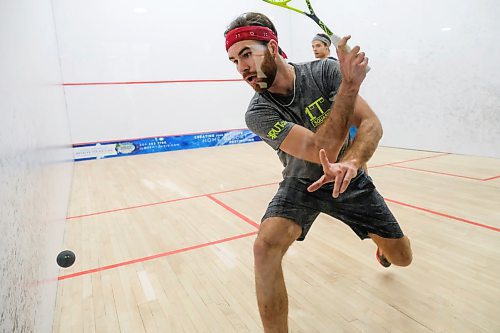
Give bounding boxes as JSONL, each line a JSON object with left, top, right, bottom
{"left": 340, "top": 95, "right": 382, "bottom": 168}
{"left": 307, "top": 95, "right": 382, "bottom": 197}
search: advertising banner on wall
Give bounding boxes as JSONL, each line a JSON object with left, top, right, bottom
{"left": 73, "top": 129, "right": 261, "bottom": 161}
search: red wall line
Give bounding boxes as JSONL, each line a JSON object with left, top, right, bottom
{"left": 63, "top": 78, "right": 244, "bottom": 86}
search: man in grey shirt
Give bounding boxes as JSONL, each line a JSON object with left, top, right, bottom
{"left": 225, "top": 12, "right": 413, "bottom": 333}
{"left": 311, "top": 32, "right": 336, "bottom": 60}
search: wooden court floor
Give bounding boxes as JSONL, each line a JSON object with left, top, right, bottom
{"left": 53, "top": 142, "right": 500, "bottom": 333}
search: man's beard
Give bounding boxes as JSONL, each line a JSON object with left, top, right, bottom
{"left": 252, "top": 49, "right": 277, "bottom": 93}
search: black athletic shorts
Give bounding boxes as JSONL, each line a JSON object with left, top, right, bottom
{"left": 262, "top": 171, "right": 404, "bottom": 241}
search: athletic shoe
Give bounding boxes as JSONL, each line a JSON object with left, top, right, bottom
{"left": 376, "top": 248, "right": 391, "bottom": 268}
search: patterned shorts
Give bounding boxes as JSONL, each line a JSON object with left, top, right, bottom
{"left": 262, "top": 171, "right": 404, "bottom": 241}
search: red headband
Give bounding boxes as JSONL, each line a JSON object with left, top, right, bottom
{"left": 225, "top": 26, "right": 279, "bottom": 51}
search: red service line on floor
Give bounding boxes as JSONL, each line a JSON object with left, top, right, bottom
{"left": 67, "top": 194, "right": 207, "bottom": 220}
{"left": 67, "top": 153, "right": 445, "bottom": 220}
{"left": 63, "top": 78, "right": 244, "bottom": 86}
{"left": 206, "top": 195, "right": 260, "bottom": 229}
{"left": 389, "top": 164, "right": 499, "bottom": 181}
{"left": 67, "top": 183, "right": 499, "bottom": 234}
{"left": 66, "top": 181, "right": 279, "bottom": 220}
{"left": 483, "top": 175, "right": 500, "bottom": 181}
{"left": 60, "top": 175, "right": 498, "bottom": 280}
{"left": 369, "top": 152, "right": 450, "bottom": 169}
{"left": 58, "top": 231, "right": 258, "bottom": 281}
{"left": 60, "top": 195, "right": 260, "bottom": 280}
{"left": 385, "top": 198, "right": 500, "bottom": 232}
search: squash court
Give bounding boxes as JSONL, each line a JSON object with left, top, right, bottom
{"left": 2, "top": 0, "right": 500, "bottom": 332}
{"left": 52, "top": 143, "right": 500, "bottom": 332}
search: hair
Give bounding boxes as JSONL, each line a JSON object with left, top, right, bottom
{"left": 224, "top": 12, "right": 285, "bottom": 57}
{"left": 224, "top": 12, "right": 278, "bottom": 36}
{"left": 313, "top": 33, "right": 331, "bottom": 46}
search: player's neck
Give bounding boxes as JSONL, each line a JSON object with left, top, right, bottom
{"left": 268, "top": 62, "right": 295, "bottom": 96}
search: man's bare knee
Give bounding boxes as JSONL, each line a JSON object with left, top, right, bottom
{"left": 253, "top": 217, "right": 301, "bottom": 266}
{"left": 253, "top": 236, "right": 286, "bottom": 266}
{"left": 253, "top": 231, "right": 295, "bottom": 266}
{"left": 392, "top": 248, "right": 413, "bottom": 267}
{"left": 389, "top": 238, "right": 413, "bottom": 267}
{"left": 370, "top": 234, "right": 413, "bottom": 267}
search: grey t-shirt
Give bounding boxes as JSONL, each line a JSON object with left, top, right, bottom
{"left": 245, "top": 59, "right": 349, "bottom": 181}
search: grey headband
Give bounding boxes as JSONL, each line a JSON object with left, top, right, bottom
{"left": 312, "top": 34, "right": 331, "bottom": 46}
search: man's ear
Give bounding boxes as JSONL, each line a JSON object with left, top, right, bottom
{"left": 267, "top": 39, "right": 279, "bottom": 56}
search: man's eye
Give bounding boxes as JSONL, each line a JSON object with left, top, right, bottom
{"left": 243, "top": 52, "right": 251, "bottom": 58}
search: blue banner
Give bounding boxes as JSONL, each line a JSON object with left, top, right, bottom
{"left": 73, "top": 129, "right": 262, "bottom": 161}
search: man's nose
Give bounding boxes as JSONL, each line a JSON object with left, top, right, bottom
{"left": 237, "top": 60, "right": 249, "bottom": 74}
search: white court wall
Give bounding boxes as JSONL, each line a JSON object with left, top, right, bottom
{"left": 287, "top": 0, "right": 500, "bottom": 158}
{"left": 54, "top": 0, "right": 500, "bottom": 157}
{"left": 53, "top": 0, "right": 294, "bottom": 144}
{"left": 0, "top": 0, "right": 73, "bottom": 332}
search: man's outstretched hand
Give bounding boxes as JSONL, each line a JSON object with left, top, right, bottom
{"left": 336, "top": 35, "right": 369, "bottom": 90}
{"left": 307, "top": 149, "right": 358, "bottom": 198}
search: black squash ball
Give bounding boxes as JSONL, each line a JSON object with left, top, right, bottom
{"left": 56, "top": 250, "right": 76, "bottom": 268}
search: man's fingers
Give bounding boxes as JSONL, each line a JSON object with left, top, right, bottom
{"left": 354, "top": 51, "right": 366, "bottom": 65}
{"left": 349, "top": 45, "right": 360, "bottom": 56}
{"left": 336, "top": 35, "right": 351, "bottom": 59}
{"left": 314, "top": 151, "right": 359, "bottom": 197}
{"left": 307, "top": 175, "right": 325, "bottom": 192}
{"left": 339, "top": 169, "right": 356, "bottom": 193}
{"left": 359, "top": 57, "right": 369, "bottom": 68}
{"left": 319, "top": 149, "right": 331, "bottom": 172}
{"left": 337, "top": 35, "right": 351, "bottom": 49}
{"left": 319, "top": 149, "right": 343, "bottom": 177}
{"left": 332, "top": 169, "right": 346, "bottom": 198}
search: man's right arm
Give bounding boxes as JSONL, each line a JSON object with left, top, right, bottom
{"left": 279, "top": 35, "right": 368, "bottom": 164}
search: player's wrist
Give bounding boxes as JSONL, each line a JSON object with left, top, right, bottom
{"left": 340, "top": 157, "right": 362, "bottom": 169}
{"left": 338, "top": 83, "right": 359, "bottom": 97}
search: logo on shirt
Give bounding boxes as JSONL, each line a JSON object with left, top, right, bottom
{"left": 305, "top": 96, "right": 331, "bottom": 127}
{"left": 267, "top": 120, "right": 287, "bottom": 140}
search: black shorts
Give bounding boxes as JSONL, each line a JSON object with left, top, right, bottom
{"left": 262, "top": 171, "right": 404, "bottom": 241}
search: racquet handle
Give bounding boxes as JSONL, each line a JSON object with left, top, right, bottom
{"left": 329, "top": 33, "right": 371, "bottom": 73}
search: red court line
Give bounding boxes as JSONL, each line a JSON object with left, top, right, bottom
{"left": 66, "top": 182, "right": 278, "bottom": 220}
{"left": 67, "top": 152, "right": 447, "bottom": 219}
{"left": 370, "top": 152, "right": 498, "bottom": 182}
{"left": 481, "top": 175, "right": 500, "bottom": 181}
{"left": 67, "top": 179, "right": 499, "bottom": 232}
{"left": 67, "top": 149, "right": 498, "bottom": 233}
{"left": 208, "top": 181, "right": 279, "bottom": 196}
{"left": 369, "top": 152, "right": 450, "bottom": 169}
{"left": 387, "top": 165, "right": 499, "bottom": 182}
{"left": 63, "top": 78, "right": 244, "bottom": 86}
{"left": 58, "top": 231, "right": 258, "bottom": 280}
{"left": 385, "top": 198, "right": 500, "bottom": 232}
{"left": 60, "top": 185, "right": 498, "bottom": 280}
{"left": 207, "top": 195, "right": 260, "bottom": 229}
{"left": 389, "top": 165, "right": 490, "bottom": 181}
{"left": 67, "top": 194, "right": 207, "bottom": 219}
